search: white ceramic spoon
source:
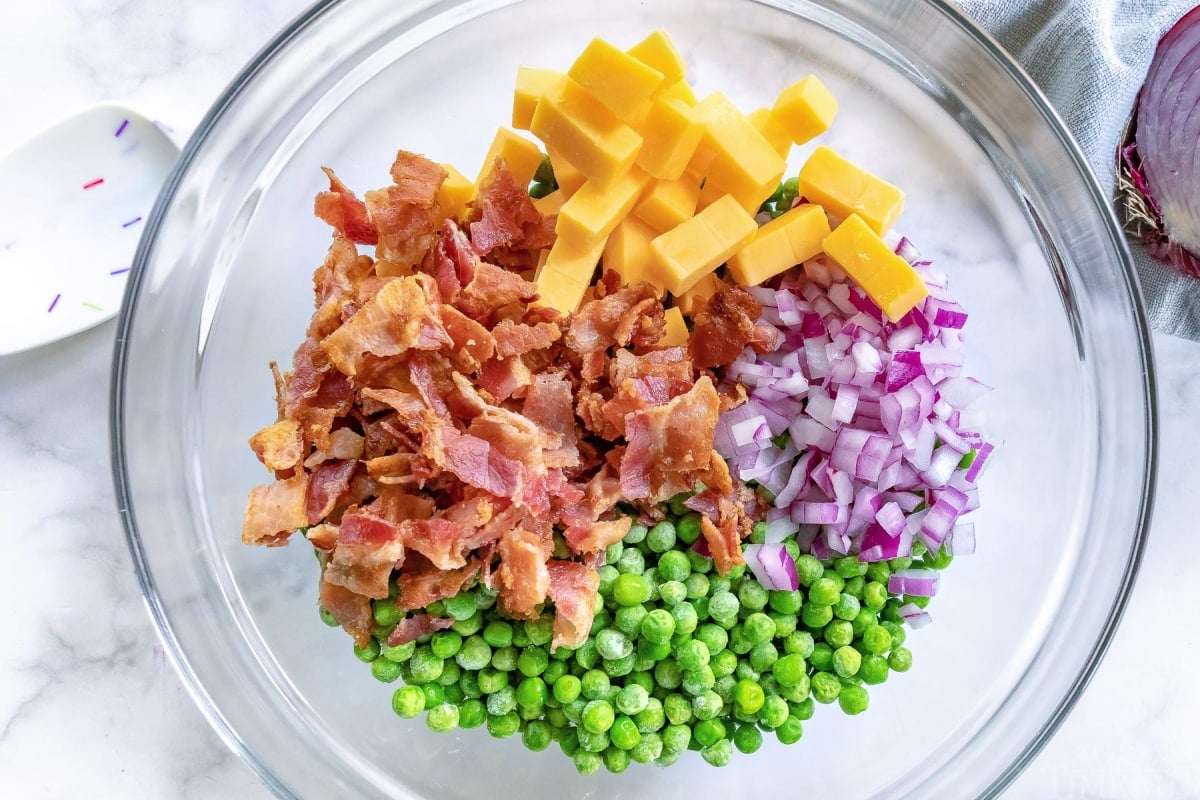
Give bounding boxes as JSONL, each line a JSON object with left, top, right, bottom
{"left": 0, "top": 103, "right": 180, "bottom": 356}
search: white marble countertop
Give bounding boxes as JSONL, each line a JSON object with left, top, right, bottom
{"left": 1, "top": 1, "right": 1198, "bottom": 797}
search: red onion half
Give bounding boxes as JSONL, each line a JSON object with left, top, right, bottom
{"left": 1117, "top": 6, "right": 1200, "bottom": 278}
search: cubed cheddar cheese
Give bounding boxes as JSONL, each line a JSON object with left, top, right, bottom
{"left": 436, "top": 163, "right": 475, "bottom": 221}
{"left": 659, "top": 306, "right": 689, "bottom": 347}
{"left": 556, "top": 169, "right": 650, "bottom": 247}
{"left": 546, "top": 147, "right": 587, "bottom": 198}
{"left": 672, "top": 272, "right": 724, "bottom": 316}
{"left": 530, "top": 77, "right": 643, "bottom": 189}
{"left": 533, "top": 235, "right": 607, "bottom": 314}
{"left": 513, "top": 67, "right": 564, "bottom": 131}
{"left": 821, "top": 214, "right": 928, "bottom": 322}
{"left": 772, "top": 75, "right": 838, "bottom": 145}
{"left": 634, "top": 97, "right": 703, "bottom": 180}
{"left": 475, "top": 127, "right": 544, "bottom": 188}
{"left": 799, "top": 146, "right": 905, "bottom": 235}
{"left": 533, "top": 189, "right": 565, "bottom": 216}
{"left": 657, "top": 80, "right": 697, "bottom": 106}
{"left": 627, "top": 30, "right": 687, "bottom": 86}
{"left": 748, "top": 107, "right": 792, "bottom": 159}
{"left": 727, "top": 203, "right": 830, "bottom": 286}
{"left": 603, "top": 215, "right": 664, "bottom": 289}
{"left": 690, "top": 92, "right": 787, "bottom": 213}
{"left": 650, "top": 194, "right": 758, "bottom": 295}
{"left": 568, "top": 38, "right": 664, "bottom": 121}
{"left": 633, "top": 177, "right": 700, "bottom": 232}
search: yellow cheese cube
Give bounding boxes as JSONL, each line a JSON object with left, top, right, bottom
{"left": 727, "top": 203, "right": 831, "bottom": 286}
{"left": 530, "top": 77, "right": 643, "bottom": 188}
{"left": 659, "top": 306, "right": 689, "bottom": 347}
{"left": 635, "top": 97, "right": 703, "bottom": 180}
{"left": 436, "top": 163, "right": 475, "bottom": 221}
{"left": 513, "top": 67, "right": 564, "bottom": 131}
{"left": 799, "top": 146, "right": 905, "bottom": 235}
{"left": 533, "top": 236, "right": 606, "bottom": 314}
{"left": 627, "top": 30, "right": 687, "bottom": 86}
{"left": 772, "top": 75, "right": 838, "bottom": 145}
{"left": 533, "top": 189, "right": 565, "bottom": 216}
{"left": 748, "top": 107, "right": 792, "bottom": 159}
{"left": 546, "top": 146, "right": 587, "bottom": 198}
{"left": 822, "top": 214, "right": 928, "bottom": 322}
{"left": 673, "top": 272, "right": 724, "bottom": 316}
{"left": 556, "top": 169, "right": 650, "bottom": 247}
{"left": 568, "top": 38, "right": 665, "bottom": 121}
{"left": 691, "top": 92, "right": 787, "bottom": 213}
{"left": 603, "top": 215, "right": 665, "bottom": 289}
{"left": 633, "top": 177, "right": 700, "bottom": 232}
{"left": 650, "top": 194, "right": 758, "bottom": 295}
{"left": 657, "top": 80, "right": 697, "bottom": 106}
{"left": 475, "top": 127, "right": 544, "bottom": 188}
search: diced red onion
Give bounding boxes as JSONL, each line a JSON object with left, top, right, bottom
{"left": 755, "top": 544, "right": 800, "bottom": 590}
{"left": 899, "top": 602, "right": 932, "bottom": 629}
{"left": 889, "top": 568, "right": 940, "bottom": 597}
{"left": 965, "top": 441, "right": 995, "bottom": 482}
{"left": 874, "top": 501, "right": 906, "bottom": 536}
{"left": 948, "top": 522, "right": 976, "bottom": 556}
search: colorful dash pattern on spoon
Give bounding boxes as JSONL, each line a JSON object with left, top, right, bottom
{"left": 48, "top": 294, "right": 61, "bottom": 313}
{"left": 83, "top": 177, "right": 104, "bottom": 190}
{"left": 110, "top": 266, "right": 130, "bottom": 275}
{"left": 122, "top": 216, "right": 142, "bottom": 228}
{"left": 115, "top": 119, "right": 129, "bottom": 137}
{"left": 81, "top": 301, "right": 103, "bottom": 312}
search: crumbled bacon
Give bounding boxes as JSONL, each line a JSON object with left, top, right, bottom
{"left": 246, "top": 155, "right": 754, "bottom": 657}
{"left": 387, "top": 614, "right": 455, "bottom": 646}
{"left": 315, "top": 168, "right": 378, "bottom": 246}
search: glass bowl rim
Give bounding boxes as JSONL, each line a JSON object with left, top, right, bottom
{"left": 109, "top": 0, "right": 1159, "bottom": 797}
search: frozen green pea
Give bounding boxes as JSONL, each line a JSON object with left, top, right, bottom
{"left": 839, "top": 683, "right": 870, "bottom": 715}
{"left": 675, "top": 512, "right": 702, "bottom": 545}
{"left": 647, "top": 521, "right": 677, "bottom": 553}
{"left": 812, "top": 671, "right": 842, "bottom": 703}
{"left": 691, "top": 690, "right": 724, "bottom": 720}
{"left": 391, "top": 685, "right": 425, "bottom": 718}
{"left": 749, "top": 641, "right": 779, "bottom": 672}
{"left": 701, "top": 738, "right": 733, "bottom": 767}
{"left": 633, "top": 697, "right": 666, "bottom": 732}
{"left": 888, "top": 646, "right": 913, "bottom": 672}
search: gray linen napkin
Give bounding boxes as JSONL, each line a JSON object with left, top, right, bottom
{"left": 956, "top": 0, "right": 1200, "bottom": 339}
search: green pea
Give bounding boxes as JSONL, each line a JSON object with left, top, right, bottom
{"left": 863, "top": 581, "right": 888, "bottom": 610}
{"left": 657, "top": 550, "right": 691, "bottom": 583}
{"left": 888, "top": 646, "right": 913, "bottom": 672}
{"left": 656, "top": 580, "right": 688, "bottom": 607}
{"left": 633, "top": 697, "right": 666, "bottom": 732}
{"left": 795, "top": 555, "right": 824, "bottom": 587}
{"left": 860, "top": 624, "right": 890, "bottom": 655}
{"left": 647, "top": 520, "right": 677, "bottom": 553}
{"left": 671, "top": 601, "right": 699, "bottom": 636}
{"left": 881, "top": 620, "right": 907, "bottom": 649}
{"left": 784, "top": 630, "right": 815, "bottom": 658}
{"left": 808, "top": 578, "right": 840, "bottom": 607}
{"left": 442, "top": 592, "right": 478, "bottom": 621}
{"left": 769, "top": 652, "right": 805, "bottom": 686}
{"left": 611, "top": 604, "right": 645, "bottom": 637}
{"left": 655, "top": 658, "right": 684, "bottom": 690}
{"left": 687, "top": 550, "right": 714, "bottom": 574}
{"left": 514, "top": 718, "right": 550, "bottom": 752}
{"left": 735, "top": 580, "right": 767, "bottom": 612}
{"left": 436, "top": 661, "right": 461, "bottom": 686}
{"left": 675, "top": 512, "right": 702, "bottom": 545}
{"left": 888, "top": 556, "right": 913, "bottom": 572}
{"left": 477, "top": 666, "right": 509, "bottom": 695}
{"left": 422, "top": 683, "right": 445, "bottom": 709}
{"left": 684, "top": 573, "right": 710, "bottom": 600}
{"left": 691, "top": 690, "right": 723, "bottom": 720}
{"left": 832, "top": 646, "right": 862, "bottom": 678}
{"left": 663, "top": 692, "right": 692, "bottom": 725}
{"left": 372, "top": 599, "right": 404, "bottom": 628}
{"left": 733, "top": 723, "right": 763, "bottom": 754}
{"left": 581, "top": 699, "right": 615, "bottom": 733}
{"left": 613, "top": 573, "right": 651, "bottom": 607}
{"left": 865, "top": 561, "right": 891, "bottom": 585}
{"left": 710, "top": 648, "right": 738, "bottom": 678}
{"left": 605, "top": 540, "right": 624, "bottom": 567}
{"left": 801, "top": 602, "right": 834, "bottom": 629}
{"left": 609, "top": 715, "right": 641, "bottom": 750}
{"left": 604, "top": 652, "right": 637, "bottom": 678}
{"left": 491, "top": 646, "right": 518, "bottom": 672}
{"left": 581, "top": 669, "right": 610, "bottom": 700}
{"left": 735, "top": 659, "right": 761, "bottom": 683}
{"left": 859, "top": 654, "right": 890, "bottom": 685}
{"left": 663, "top": 722, "right": 692, "bottom": 753}
{"left": 701, "top": 738, "right": 733, "bottom": 767}
{"left": 769, "top": 612, "right": 797, "bottom": 639}
{"left": 485, "top": 684, "right": 516, "bottom": 715}
{"left": 824, "top": 619, "right": 854, "bottom": 648}
{"left": 775, "top": 714, "right": 804, "bottom": 745}
{"left": 453, "top": 698, "right": 483, "bottom": 729}
{"left": 676, "top": 639, "right": 711, "bottom": 671}
{"left": 573, "top": 749, "right": 602, "bottom": 775}
{"left": 381, "top": 639, "right": 416, "bottom": 663}
{"left": 742, "top": 612, "right": 776, "bottom": 645}
{"left": 617, "top": 548, "right": 646, "bottom": 576}
{"left": 791, "top": 696, "right": 815, "bottom": 721}
{"left": 552, "top": 673, "right": 582, "bottom": 704}
{"left": 452, "top": 611, "right": 483, "bottom": 637}
{"left": 749, "top": 641, "right": 779, "bottom": 672}
{"left": 624, "top": 523, "right": 649, "bottom": 545}
{"left": 595, "top": 628, "right": 632, "bottom": 661}
{"left": 928, "top": 545, "right": 954, "bottom": 570}
{"left": 603, "top": 745, "right": 631, "bottom": 773}
{"left": 638, "top": 637, "right": 673, "bottom": 662}
{"left": 574, "top": 639, "right": 600, "bottom": 670}
{"left": 590, "top": 609, "right": 611, "bottom": 635}
{"left": 390, "top": 685, "right": 424, "bottom": 718}
{"left": 768, "top": 589, "right": 803, "bottom": 616}
{"left": 516, "top": 676, "right": 548, "bottom": 709}
{"left": 459, "top": 670, "right": 482, "bottom": 699}
{"left": 597, "top": 565, "right": 619, "bottom": 598}
{"left": 732, "top": 678, "right": 766, "bottom": 715}
{"left": 691, "top": 596, "right": 711, "bottom": 621}
{"left": 831, "top": 592, "right": 860, "bottom": 622}
{"left": 693, "top": 718, "right": 726, "bottom": 748}
{"left": 812, "top": 671, "right": 841, "bottom": 704}
{"left": 428, "top": 630, "right": 461, "bottom": 660}
{"left": 729, "top": 625, "right": 753, "bottom": 655}
{"left": 709, "top": 590, "right": 740, "bottom": 625}
{"left": 482, "top": 620, "right": 513, "bottom": 648}
{"left": 839, "top": 683, "right": 870, "bottom": 715}
{"left": 630, "top": 731, "right": 664, "bottom": 764}
{"left": 694, "top": 623, "right": 729, "bottom": 656}
{"left": 353, "top": 638, "right": 380, "bottom": 663}
{"left": 423, "top": 702, "right": 458, "bottom": 732}
{"left": 408, "top": 647, "right": 444, "bottom": 684}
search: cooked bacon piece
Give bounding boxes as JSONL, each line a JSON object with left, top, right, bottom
{"left": 457, "top": 262, "right": 538, "bottom": 322}
{"left": 321, "top": 275, "right": 450, "bottom": 376}
{"left": 312, "top": 235, "right": 375, "bottom": 315}
{"left": 558, "top": 464, "right": 621, "bottom": 532}
{"left": 304, "top": 427, "right": 365, "bottom": 468}
{"left": 565, "top": 517, "right": 632, "bottom": 554}
{"left": 401, "top": 518, "right": 470, "bottom": 569}
{"left": 249, "top": 419, "right": 303, "bottom": 471}
{"left": 443, "top": 495, "right": 494, "bottom": 528}
{"left": 407, "top": 352, "right": 450, "bottom": 417}
{"left": 306, "top": 523, "right": 339, "bottom": 551}
{"left": 469, "top": 159, "right": 557, "bottom": 265}
{"left": 436, "top": 425, "right": 523, "bottom": 498}
{"left": 389, "top": 151, "right": 446, "bottom": 205}
{"left": 495, "top": 529, "right": 551, "bottom": 618}
{"left": 689, "top": 286, "right": 763, "bottom": 369}
{"left": 243, "top": 473, "right": 309, "bottom": 545}
{"left": 620, "top": 376, "right": 720, "bottom": 502}
{"left": 387, "top": 614, "right": 455, "bottom": 646}
{"left": 440, "top": 305, "right": 496, "bottom": 372}
{"left": 565, "top": 283, "right": 665, "bottom": 380}
{"left": 319, "top": 571, "right": 374, "bottom": 647}
{"left": 314, "top": 168, "right": 378, "bottom": 246}
{"left": 425, "top": 219, "right": 478, "bottom": 304}
{"left": 396, "top": 554, "right": 481, "bottom": 610}
{"left": 546, "top": 559, "right": 600, "bottom": 650}
{"left": 366, "top": 186, "right": 441, "bottom": 271}
{"left": 324, "top": 509, "right": 405, "bottom": 599}
{"left": 523, "top": 373, "right": 580, "bottom": 469}
{"left": 281, "top": 337, "right": 355, "bottom": 451}
{"left": 700, "top": 512, "right": 745, "bottom": 574}
{"left": 479, "top": 356, "right": 534, "bottom": 402}
{"left": 306, "top": 459, "right": 357, "bottom": 523}
{"left": 364, "top": 452, "right": 419, "bottom": 485}
{"left": 492, "top": 320, "right": 561, "bottom": 358}
{"left": 367, "top": 485, "right": 435, "bottom": 524}
{"left": 609, "top": 347, "right": 693, "bottom": 386}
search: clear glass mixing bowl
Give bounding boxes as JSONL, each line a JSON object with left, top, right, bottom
{"left": 111, "top": 0, "right": 1156, "bottom": 797}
